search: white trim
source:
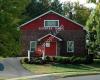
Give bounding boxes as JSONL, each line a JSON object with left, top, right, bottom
{"left": 38, "top": 33, "right": 62, "bottom": 41}
{"left": 19, "top": 10, "right": 87, "bottom": 31}
{"left": 44, "top": 20, "right": 59, "bottom": 27}
{"left": 67, "top": 41, "right": 74, "bottom": 53}
{"left": 30, "top": 41, "right": 37, "bottom": 52}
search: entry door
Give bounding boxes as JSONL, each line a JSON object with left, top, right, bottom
{"left": 45, "top": 42, "right": 57, "bottom": 56}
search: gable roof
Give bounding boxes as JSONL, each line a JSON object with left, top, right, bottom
{"left": 19, "top": 10, "right": 86, "bottom": 31}
{"left": 38, "top": 33, "right": 62, "bottom": 41}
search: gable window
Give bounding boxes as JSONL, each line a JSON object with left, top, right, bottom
{"left": 44, "top": 20, "right": 59, "bottom": 27}
{"left": 30, "top": 41, "right": 36, "bottom": 52}
{"left": 67, "top": 41, "right": 74, "bottom": 52}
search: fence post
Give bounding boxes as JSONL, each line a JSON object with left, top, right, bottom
{"left": 28, "top": 50, "right": 30, "bottom": 62}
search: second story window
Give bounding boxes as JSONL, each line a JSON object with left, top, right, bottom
{"left": 44, "top": 20, "right": 59, "bottom": 27}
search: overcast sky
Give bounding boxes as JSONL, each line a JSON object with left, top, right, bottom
{"left": 60, "top": 0, "right": 87, "bottom": 4}
{"left": 60, "top": 0, "right": 96, "bottom": 9}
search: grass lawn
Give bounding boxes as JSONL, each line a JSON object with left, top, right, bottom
{"left": 0, "top": 57, "right": 5, "bottom": 61}
{"left": 0, "top": 78, "right": 5, "bottom": 80}
{"left": 22, "top": 59, "right": 100, "bottom": 76}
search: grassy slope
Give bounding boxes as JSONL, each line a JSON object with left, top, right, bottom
{"left": 22, "top": 59, "right": 100, "bottom": 75}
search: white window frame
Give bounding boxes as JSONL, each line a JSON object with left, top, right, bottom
{"left": 67, "top": 41, "right": 74, "bottom": 52}
{"left": 45, "top": 42, "right": 50, "bottom": 47}
{"left": 30, "top": 41, "right": 37, "bottom": 52}
{"left": 44, "top": 20, "right": 59, "bottom": 27}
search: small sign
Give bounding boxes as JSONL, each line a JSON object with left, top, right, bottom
{"left": 38, "top": 25, "right": 64, "bottom": 30}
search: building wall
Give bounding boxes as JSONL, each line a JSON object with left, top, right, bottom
{"left": 20, "top": 12, "right": 87, "bottom": 57}
{"left": 20, "top": 12, "right": 83, "bottom": 31}
{"left": 20, "top": 30, "right": 87, "bottom": 56}
{"left": 57, "top": 30, "right": 87, "bottom": 57}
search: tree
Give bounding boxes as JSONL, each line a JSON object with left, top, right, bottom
{"left": 63, "top": 1, "right": 74, "bottom": 19}
{"left": 0, "top": 0, "right": 29, "bottom": 57}
{"left": 86, "top": 3, "right": 100, "bottom": 53}
{"left": 50, "top": 0, "right": 63, "bottom": 14}
{"left": 63, "top": 2, "right": 91, "bottom": 26}
{"left": 73, "top": 3, "right": 91, "bottom": 26}
{"left": 87, "top": 0, "right": 97, "bottom": 3}
{"left": 23, "top": 0, "right": 63, "bottom": 19}
{"left": 87, "top": 0, "right": 100, "bottom": 3}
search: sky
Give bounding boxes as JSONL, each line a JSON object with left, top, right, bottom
{"left": 60, "top": 0, "right": 96, "bottom": 9}
{"left": 60, "top": 0, "right": 87, "bottom": 4}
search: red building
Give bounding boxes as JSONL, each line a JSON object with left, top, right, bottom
{"left": 20, "top": 10, "right": 87, "bottom": 57}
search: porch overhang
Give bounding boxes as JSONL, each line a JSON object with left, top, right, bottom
{"left": 38, "top": 33, "right": 62, "bottom": 41}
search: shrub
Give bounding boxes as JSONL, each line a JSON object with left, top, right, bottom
{"left": 23, "top": 58, "right": 28, "bottom": 63}
{"left": 85, "top": 54, "right": 94, "bottom": 64}
{"left": 45, "top": 56, "right": 52, "bottom": 62}
{"left": 72, "top": 57, "right": 81, "bottom": 64}
{"left": 23, "top": 56, "right": 87, "bottom": 64}
{"left": 55, "top": 56, "right": 63, "bottom": 63}
{"left": 65, "top": 57, "right": 70, "bottom": 63}
{"left": 30, "top": 57, "right": 47, "bottom": 64}
{"left": 70, "top": 56, "right": 76, "bottom": 63}
{"left": 52, "top": 56, "right": 70, "bottom": 64}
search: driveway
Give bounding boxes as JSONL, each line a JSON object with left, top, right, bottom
{"left": 0, "top": 57, "right": 32, "bottom": 78}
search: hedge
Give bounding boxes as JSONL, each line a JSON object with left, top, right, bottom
{"left": 23, "top": 55, "right": 94, "bottom": 65}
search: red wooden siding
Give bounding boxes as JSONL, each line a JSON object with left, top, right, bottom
{"left": 20, "top": 11, "right": 87, "bottom": 57}
{"left": 20, "top": 12, "right": 83, "bottom": 31}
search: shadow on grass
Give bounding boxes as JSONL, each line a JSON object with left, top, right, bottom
{"left": 52, "top": 60, "right": 100, "bottom": 71}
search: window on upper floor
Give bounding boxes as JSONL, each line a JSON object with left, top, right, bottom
{"left": 44, "top": 20, "right": 59, "bottom": 27}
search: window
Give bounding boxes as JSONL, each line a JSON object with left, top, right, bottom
{"left": 45, "top": 42, "right": 50, "bottom": 47}
{"left": 30, "top": 41, "right": 36, "bottom": 52}
{"left": 44, "top": 20, "right": 59, "bottom": 27}
{"left": 67, "top": 41, "right": 74, "bottom": 52}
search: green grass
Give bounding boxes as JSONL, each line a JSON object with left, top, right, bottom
{"left": 0, "top": 78, "right": 5, "bottom": 80}
{"left": 22, "top": 59, "right": 100, "bottom": 75}
{"left": 0, "top": 57, "right": 5, "bottom": 61}
{"left": 19, "top": 79, "right": 31, "bottom": 80}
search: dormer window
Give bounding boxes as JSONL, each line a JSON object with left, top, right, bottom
{"left": 44, "top": 20, "right": 59, "bottom": 27}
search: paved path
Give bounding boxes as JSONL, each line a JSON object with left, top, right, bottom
{"left": 57, "top": 75, "right": 100, "bottom": 80}
{"left": 0, "top": 58, "right": 100, "bottom": 80}
{"left": 0, "top": 57, "right": 32, "bottom": 78}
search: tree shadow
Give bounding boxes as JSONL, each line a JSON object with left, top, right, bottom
{"left": 52, "top": 63, "right": 97, "bottom": 71}
{"left": 0, "top": 63, "right": 4, "bottom": 71}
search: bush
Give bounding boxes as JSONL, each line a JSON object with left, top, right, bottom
{"left": 53, "top": 56, "right": 86, "bottom": 64}
{"left": 72, "top": 57, "right": 81, "bottom": 64}
{"left": 29, "top": 57, "right": 47, "bottom": 64}
{"left": 23, "top": 58, "right": 28, "bottom": 63}
{"left": 45, "top": 56, "right": 53, "bottom": 62}
{"left": 85, "top": 54, "right": 94, "bottom": 64}
{"left": 53, "top": 56, "right": 69, "bottom": 64}
{"left": 23, "top": 56, "right": 87, "bottom": 64}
